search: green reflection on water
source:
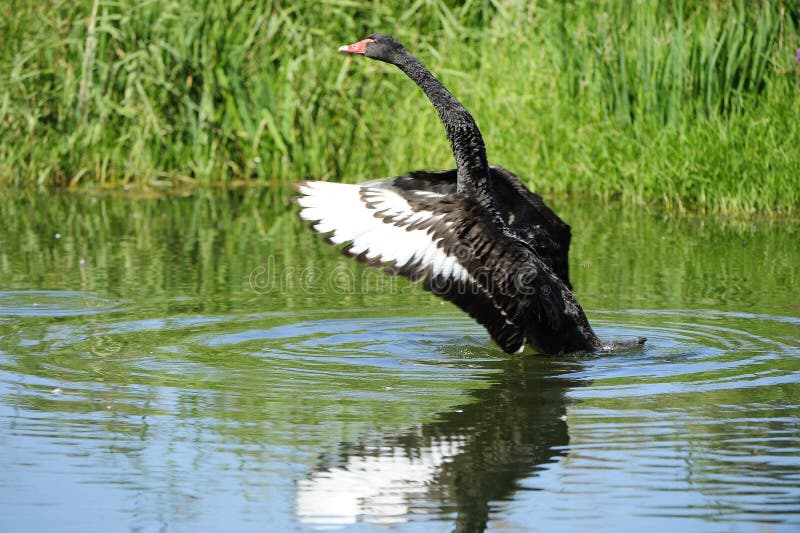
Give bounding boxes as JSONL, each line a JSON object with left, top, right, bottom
{"left": 2, "top": 191, "right": 797, "bottom": 313}
{"left": 0, "top": 191, "right": 798, "bottom": 530}
{"left": 1, "top": 190, "right": 798, "bottom": 421}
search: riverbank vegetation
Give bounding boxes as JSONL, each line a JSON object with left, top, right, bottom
{"left": 1, "top": 0, "right": 798, "bottom": 214}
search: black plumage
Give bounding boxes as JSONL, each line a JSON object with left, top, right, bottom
{"left": 297, "top": 34, "right": 644, "bottom": 354}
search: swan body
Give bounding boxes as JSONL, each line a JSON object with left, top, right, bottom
{"left": 296, "top": 34, "right": 642, "bottom": 354}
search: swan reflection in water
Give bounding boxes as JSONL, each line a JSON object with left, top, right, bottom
{"left": 295, "top": 358, "right": 585, "bottom": 531}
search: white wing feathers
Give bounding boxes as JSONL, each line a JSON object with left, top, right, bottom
{"left": 296, "top": 181, "right": 468, "bottom": 282}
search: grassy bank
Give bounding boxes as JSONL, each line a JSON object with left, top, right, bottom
{"left": 1, "top": 0, "right": 798, "bottom": 214}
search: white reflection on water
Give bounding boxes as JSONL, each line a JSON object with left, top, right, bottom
{"left": 297, "top": 438, "right": 465, "bottom": 526}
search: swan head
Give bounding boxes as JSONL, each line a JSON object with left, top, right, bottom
{"left": 338, "top": 34, "right": 406, "bottom": 64}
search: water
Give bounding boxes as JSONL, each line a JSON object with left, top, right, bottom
{"left": 1, "top": 192, "right": 798, "bottom": 532}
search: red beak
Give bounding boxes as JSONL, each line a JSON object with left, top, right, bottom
{"left": 338, "top": 38, "right": 375, "bottom": 55}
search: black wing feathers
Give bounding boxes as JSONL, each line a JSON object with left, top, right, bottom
{"left": 368, "top": 165, "right": 574, "bottom": 287}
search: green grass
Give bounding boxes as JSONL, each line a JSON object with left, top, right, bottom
{"left": 1, "top": 0, "right": 798, "bottom": 214}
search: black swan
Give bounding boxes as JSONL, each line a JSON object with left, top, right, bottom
{"left": 296, "top": 34, "right": 643, "bottom": 354}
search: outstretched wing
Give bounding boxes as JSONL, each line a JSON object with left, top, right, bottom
{"left": 295, "top": 181, "right": 467, "bottom": 283}
{"left": 363, "top": 165, "right": 573, "bottom": 287}
{"left": 295, "top": 180, "right": 536, "bottom": 353}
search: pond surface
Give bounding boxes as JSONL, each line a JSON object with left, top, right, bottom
{"left": 1, "top": 191, "right": 798, "bottom": 532}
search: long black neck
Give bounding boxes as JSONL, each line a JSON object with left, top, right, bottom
{"left": 393, "top": 52, "right": 496, "bottom": 210}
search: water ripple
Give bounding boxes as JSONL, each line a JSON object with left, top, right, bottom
{"left": 567, "top": 309, "right": 800, "bottom": 400}
{"left": 2, "top": 306, "right": 799, "bottom": 530}
{"left": 0, "top": 290, "right": 123, "bottom": 317}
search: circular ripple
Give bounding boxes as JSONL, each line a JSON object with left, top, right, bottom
{"left": 569, "top": 309, "right": 800, "bottom": 399}
{"left": 0, "top": 290, "right": 123, "bottom": 317}
{"left": 187, "top": 313, "right": 501, "bottom": 390}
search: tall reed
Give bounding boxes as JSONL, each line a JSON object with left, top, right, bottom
{"left": 0, "top": 0, "right": 798, "bottom": 214}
